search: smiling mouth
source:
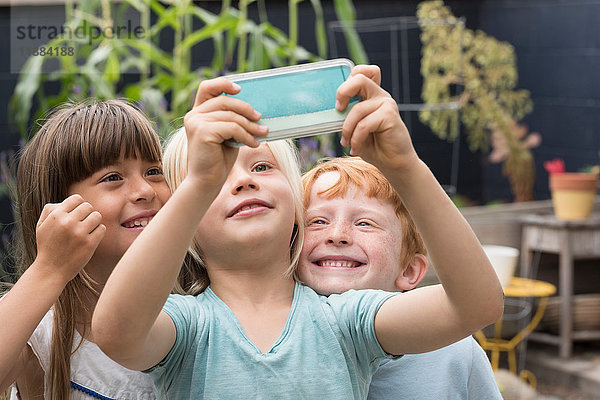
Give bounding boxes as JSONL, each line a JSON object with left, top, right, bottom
{"left": 236, "top": 204, "right": 264, "bottom": 213}
{"left": 229, "top": 203, "right": 271, "bottom": 218}
{"left": 122, "top": 217, "right": 152, "bottom": 228}
{"left": 316, "top": 260, "right": 363, "bottom": 268}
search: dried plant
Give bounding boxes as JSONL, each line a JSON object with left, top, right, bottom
{"left": 418, "top": 0, "right": 538, "bottom": 201}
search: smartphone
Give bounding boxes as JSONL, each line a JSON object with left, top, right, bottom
{"left": 224, "top": 58, "right": 359, "bottom": 145}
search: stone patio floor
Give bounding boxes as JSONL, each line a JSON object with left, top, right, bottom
{"left": 518, "top": 341, "right": 600, "bottom": 399}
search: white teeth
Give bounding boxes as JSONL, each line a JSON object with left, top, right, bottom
{"left": 235, "top": 204, "right": 263, "bottom": 214}
{"left": 318, "top": 260, "right": 361, "bottom": 268}
{"left": 125, "top": 217, "right": 151, "bottom": 228}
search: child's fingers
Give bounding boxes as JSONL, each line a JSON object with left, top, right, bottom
{"left": 208, "top": 121, "right": 264, "bottom": 148}
{"left": 185, "top": 109, "right": 268, "bottom": 145}
{"left": 195, "top": 96, "right": 262, "bottom": 122}
{"left": 347, "top": 111, "right": 386, "bottom": 156}
{"left": 60, "top": 194, "right": 86, "bottom": 213}
{"left": 78, "top": 220, "right": 106, "bottom": 265}
{"left": 340, "top": 97, "right": 392, "bottom": 147}
{"left": 89, "top": 223, "right": 106, "bottom": 243}
{"left": 184, "top": 97, "right": 262, "bottom": 139}
{"left": 37, "top": 194, "right": 85, "bottom": 228}
{"left": 71, "top": 201, "right": 96, "bottom": 223}
{"left": 350, "top": 65, "right": 382, "bottom": 86}
{"left": 37, "top": 203, "right": 58, "bottom": 228}
{"left": 81, "top": 210, "right": 104, "bottom": 234}
{"left": 336, "top": 73, "right": 382, "bottom": 111}
{"left": 342, "top": 96, "right": 395, "bottom": 135}
{"left": 205, "top": 111, "right": 268, "bottom": 136}
{"left": 193, "top": 77, "right": 241, "bottom": 108}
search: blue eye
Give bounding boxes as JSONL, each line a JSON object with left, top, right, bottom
{"left": 252, "top": 163, "right": 271, "bottom": 173}
{"left": 356, "top": 221, "right": 372, "bottom": 227}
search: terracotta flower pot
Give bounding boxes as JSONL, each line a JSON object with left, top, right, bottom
{"left": 549, "top": 173, "right": 598, "bottom": 220}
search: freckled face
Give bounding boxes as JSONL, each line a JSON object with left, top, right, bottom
{"left": 299, "top": 172, "right": 404, "bottom": 295}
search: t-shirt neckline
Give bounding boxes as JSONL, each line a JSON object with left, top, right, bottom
{"left": 205, "top": 282, "right": 302, "bottom": 355}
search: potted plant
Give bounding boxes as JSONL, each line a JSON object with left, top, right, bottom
{"left": 417, "top": 0, "right": 539, "bottom": 202}
{"left": 544, "top": 159, "right": 599, "bottom": 220}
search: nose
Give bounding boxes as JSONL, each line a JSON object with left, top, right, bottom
{"left": 326, "top": 222, "right": 352, "bottom": 246}
{"left": 130, "top": 177, "right": 157, "bottom": 202}
{"left": 230, "top": 169, "right": 259, "bottom": 194}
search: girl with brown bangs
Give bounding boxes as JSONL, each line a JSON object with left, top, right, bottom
{"left": 0, "top": 100, "right": 169, "bottom": 399}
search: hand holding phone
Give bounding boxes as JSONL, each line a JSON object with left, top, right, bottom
{"left": 224, "top": 59, "right": 360, "bottom": 145}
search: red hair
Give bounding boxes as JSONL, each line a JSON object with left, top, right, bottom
{"left": 302, "top": 157, "right": 426, "bottom": 267}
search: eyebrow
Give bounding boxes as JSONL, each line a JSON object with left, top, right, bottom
{"left": 307, "top": 203, "right": 389, "bottom": 219}
{"left": 244, "top": 147, "right": 277, "bottom": 163}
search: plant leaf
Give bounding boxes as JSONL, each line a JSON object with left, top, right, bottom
{"left": 309, "top": 0, "right": 327, "bottom": 58}
{"left": 178, "top": 12, "right": 238, "bottom": 52}
{"left": 333, "top": 0, "right": 367, "bottom": 64}
{"left": 9, "top": 56, "right": 45, "bottom": 136}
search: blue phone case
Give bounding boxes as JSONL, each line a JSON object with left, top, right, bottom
{"left": 224, "top": 59, "right": 359, "bottom": 145}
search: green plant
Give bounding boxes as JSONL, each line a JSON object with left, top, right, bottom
{"left": 0, "top": 150, "right": 17, "bottom": 284}
{"left": 580, "top": 165, "right": 600, "bottom": 175}
{"left": 450, "top": 193, "right": 476, "bottom": 209}
{"left": 417, "top": 0, "right": 538, "bottom": 201}
{"left": 0, "top": 224, "right": 14, "bottom": 286}
{"left": 10, "top": 0, "right": 366, "bottom": 138}
{"left": 5, "top": 0, "right": 367, "bottom": 281}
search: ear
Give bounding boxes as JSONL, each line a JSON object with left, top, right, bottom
{"left": 394, "top": 254, "right": 428, "bottom": 291}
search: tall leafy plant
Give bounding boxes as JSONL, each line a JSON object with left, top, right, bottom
{"left": 417, "top": 0, "right": 538, "bottom": 201}
{"left": 10, "top": 0, "right": 366, "bottom": 137}
{"left": 3, "top": 0, "right": 366, "bottom": 278}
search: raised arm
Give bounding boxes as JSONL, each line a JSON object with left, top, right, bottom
{"left": 336, "top": 67, "right": 504, "bottom": 355}
{"left": 92, "top": 78, "right": 268, "bottom": 371}
{"left": 1, "top": 195, "right": 104, "bottom": 390}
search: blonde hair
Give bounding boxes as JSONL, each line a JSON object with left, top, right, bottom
{"left": 163, "top": 128, "right": 304, "bottom": 295}
{"left": 15, "top": 100, "right": 162, "bottom": 400}
{"left": 302, "top": 157, "right": 426, "bottom": 268}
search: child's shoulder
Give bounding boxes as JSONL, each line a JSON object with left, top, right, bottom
{"left": 165, "top": 291, "right": 210, "bottom": 307}
{"left": 297, "top": 282, "right": 395, "bottom": 299}
{"left": 296, "top": 282, "right": 397, "bottom": 313}
{"left": 163, "top": 288, "right": 234, "bottom": 318}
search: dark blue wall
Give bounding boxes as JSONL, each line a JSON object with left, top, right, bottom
{"left": 1, "top": 0, "right": 599, "bottom": 216}
{"left": 478, "top": 0, "right": 600, "bottom": 201}
{"left": 0, "top": 6, "right": 19, "bottom": 247}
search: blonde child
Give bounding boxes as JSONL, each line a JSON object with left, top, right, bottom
{"left": 301, "top": 157, "right": 502, "bottom": 399}
{"left": 0, "top": 100, "right": 169, "bottom": 399}
{"left": 92, "top": 67, "right": 504, "bottom": 399}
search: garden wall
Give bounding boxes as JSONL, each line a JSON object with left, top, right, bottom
{"left": 1, "top": 0, "right": 599, "bottom": 270}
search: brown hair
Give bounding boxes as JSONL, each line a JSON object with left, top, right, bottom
{"left": 302, "top": 157, "right": 426, "bottom": 268}
{"left": 15, "top": 100, "right": 162, "bottom": 400}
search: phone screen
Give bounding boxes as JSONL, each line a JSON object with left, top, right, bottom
{"left": 224, "top": 59, "right": 358, "bottom": 144}
{"left": 231, "top": 64, "right": 352, "bottom": 118}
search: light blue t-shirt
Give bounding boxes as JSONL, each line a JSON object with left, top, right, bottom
{"left": 367, "top": 336, "right": 502, "bottom": 399}
{"left": 147, "top": 282, "right": 396, "bottom": 399}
